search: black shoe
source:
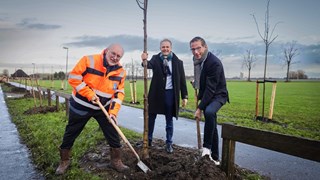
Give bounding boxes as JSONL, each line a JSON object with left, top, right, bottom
{"left": 165, "top": 144, "right": 173, "bottom": 153}
{"left": 148, "top": 140, "right": 152, "bottom": 147}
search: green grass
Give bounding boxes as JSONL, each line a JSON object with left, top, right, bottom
{"left": 4, "top": 86, "right": 141, "bottom": 179}
{"left": 125, "top": 80, "right": 320, "bottom": 140}
{"left": 11, "top": 79, "right": 320, "bottom": 140}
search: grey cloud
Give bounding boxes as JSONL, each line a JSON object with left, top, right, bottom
{"left": 299, "top": 44, "right": 320, "bottom": 64}
{"left": 65, "top": 35, "right": 161, "bottom": 52}
{"left": 225, "top": 35, "right": 256, "bottom": 41}
{"left": 17, "top": 18, "right": 61, "bottom": 30}
{"left": 64, "top": 34, "right": 320, "bottom": 67}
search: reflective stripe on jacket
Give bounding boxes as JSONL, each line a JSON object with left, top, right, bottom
{"left": 68, "top": 53, "right": 126, "bottom": 116}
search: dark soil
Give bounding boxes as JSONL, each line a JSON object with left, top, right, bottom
{"left": 10, "top": 85, "right": 28, "bottom": 93}
{"left": 2, "top": 83, "right": 57, "bottom": 115}
{"left": 23, "top": 106, "right": 57, "bottom": 115}
{"left": 79, "top": 139, "right": 264, "bottom": 180}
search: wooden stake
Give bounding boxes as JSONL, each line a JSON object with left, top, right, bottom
{"left": 268, "top": 82, "right": 277, "bottom": 120}
{"left": 255, "top": 81, "right": 260, "bottom": 117}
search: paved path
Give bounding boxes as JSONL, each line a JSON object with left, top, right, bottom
{"left": 118, "top": 105, "right": 320, "bottom": 180}
{"left": 0, "top": 86, "right": 44, "bottom": 180}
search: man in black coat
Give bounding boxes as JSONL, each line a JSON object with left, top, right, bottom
{"left": 141, "top": 38, "right": 188, "bottom": 153}
{"left": 190, "top": 36, "right": 229, "bottom": 165}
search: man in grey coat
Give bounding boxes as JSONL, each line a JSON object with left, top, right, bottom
{"left": 141, "top": 38, "right": 188, "bottom": 153}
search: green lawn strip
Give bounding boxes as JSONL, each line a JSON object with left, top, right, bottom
{"left": 5, "top": 96, "right": 141, "bottom": 179}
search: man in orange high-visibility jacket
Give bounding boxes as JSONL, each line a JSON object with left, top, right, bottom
{"left": 56, "top": 44, "right": 128, "bottom": 175}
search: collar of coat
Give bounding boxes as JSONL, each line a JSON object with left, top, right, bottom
{"left": 159, "top": 52, "right": 173, "bottom": 61}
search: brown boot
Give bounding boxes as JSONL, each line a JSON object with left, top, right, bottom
{"left": 55, "top": 148, "right": 71, "bottom": 175}
{"left": 110, "top": 147, "right": 129, "bottom": 172}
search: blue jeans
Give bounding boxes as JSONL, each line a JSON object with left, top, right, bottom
{"left": 148, "top": 89, "right": 174, "bottom": 145}
{"left": 203, "top": 100, "right": 223, "bottom": 160}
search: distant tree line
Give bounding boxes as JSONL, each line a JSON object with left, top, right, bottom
{"left": 288, "top": 70, "right": 308, "bottom": 80}
{"left": 54, "top": 71, "right": 66, "bottom": 80}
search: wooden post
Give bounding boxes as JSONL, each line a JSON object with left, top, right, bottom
{"left": 268, "top": 82, "right": 277, "bottom": 120}
{"left": 31, "top": 78, "right": 37, "bottom": 108}
{"left": 65, "top": 97, "right": 69, "bottom": 117}
{"left": 255, "top": 81, "right": 259, "bottom": 117}
{"left": 221, "top": 138, "right": 235, "bottom": 180}
{"left": 36, "top": 80, "right": 43, "bottom": 107}
{"left": 130, "top": 81, "right": 134, "bottom": 103}
{"left": 134, "top": 80, "right": 137, "bottom": 103}
{"left": 47, "top": 89, "right": 51, "bottom": 106}
{"left": 56, "top": 95, "right": 59, "bottom": 111}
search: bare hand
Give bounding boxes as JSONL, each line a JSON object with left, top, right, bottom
{"left": 141, "top": 52, "right": 148, "bottom": 61}
{"left": 194, "top": 108, "right": 201, "bottom": 120}
{"left": 109, "top": 114, "right": 118, "bottom": 125}
{"left": 91, "top": 94, "right": 99, "bottom": 104}
{"left": 182, "top": 99, "right": 188, "bottom": 107}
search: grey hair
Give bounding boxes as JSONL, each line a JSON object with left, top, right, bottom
{"left": 160, "top": 38, "right": 172, "bottom": 47}
{"left": 108, "top": 43, "right": 124, "bottom": 53}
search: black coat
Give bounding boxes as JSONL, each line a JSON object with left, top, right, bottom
{"left": 198, "top": 52, "right": 229, "bottom": 110}
{"left": 144, "top": 52, "right": 188, "bottom": 118}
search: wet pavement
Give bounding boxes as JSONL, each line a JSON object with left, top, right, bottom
{"left": 0, "top": 86, "right": 44, "bottom": 180}
{"left": 5, "top": 82, "right": 320, "bottom": 180}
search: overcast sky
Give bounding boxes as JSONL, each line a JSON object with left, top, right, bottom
{"left": 0, "top": 0, "right": 319, "bottom": 78}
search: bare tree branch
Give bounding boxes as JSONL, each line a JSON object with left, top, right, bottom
{"left": 136, "top": 0, "right": 144, "bottom": 10}
{"left": 251, "top": 14, "right": 264, "bottom": 40}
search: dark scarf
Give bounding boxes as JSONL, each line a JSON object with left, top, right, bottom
{"left": 160, "top": 52, "right": 173, "bottom": 75}
{"left": 193, "top": 49, "right": 208, "bottom": 89}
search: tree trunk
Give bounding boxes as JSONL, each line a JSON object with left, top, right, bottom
{"left": 142, "top": 0, "right": 149, "bottom": 159}
{"left": 286, "top": 63, "right": 290, "bottom": 82}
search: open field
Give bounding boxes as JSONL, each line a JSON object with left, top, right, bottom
{"left": 11, "top": 79, "right": 320, "bottom": 140}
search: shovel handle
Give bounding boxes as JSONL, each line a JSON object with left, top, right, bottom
{"left": 97, "top": 101, "right": 141, "bottom": 161}
{"left": 194, "top": 89, "right": 202, "bottom": 149}
{"left": 196, "top": 117, "right": 202, "bottom": 149}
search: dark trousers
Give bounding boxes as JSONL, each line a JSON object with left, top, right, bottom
{"left": 148, "top": 89, "right": 174, "bottom": 145}
{"left": 203, "top": 100, "right": 223, "bottom": 160}
{"left": 60, "top": 105, "right": 121, "bottom": 149}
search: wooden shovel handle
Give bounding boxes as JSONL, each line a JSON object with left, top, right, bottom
{"left": 96, "top": 101, "right": 141, "bottom": 161}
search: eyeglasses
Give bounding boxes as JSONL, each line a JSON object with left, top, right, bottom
{"left": 109, "top": 51, "right": 122, "bottom": 59}
{"left": 190, "top": 46, "right": 202, "bottom": 52}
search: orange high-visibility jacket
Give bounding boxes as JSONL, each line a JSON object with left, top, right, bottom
{"left": 68, "top": 51, "right": 126, "bottom": 116}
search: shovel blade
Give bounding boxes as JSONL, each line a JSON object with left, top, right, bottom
{"left": 137, "top": 160, "right": 150, "bottom": 173}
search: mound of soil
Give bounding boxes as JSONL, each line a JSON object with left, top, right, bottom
{"left": 11, "top": 86, "right": 28, "bottom": 93}
{"left": 23, "top": 106, "right": 57, "bottom": 114}
{"left": 79, "top": 139, "right": 253, "bottom": 180}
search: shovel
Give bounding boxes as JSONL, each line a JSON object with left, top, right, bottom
{"left": 194, "top": 89, "right": 202, "bottom": 150}
{"left": 96, "top": 101, "right": 151, "bottom": 173}
{"left": 195, "top": 116, "right": 202, "bottom": 149}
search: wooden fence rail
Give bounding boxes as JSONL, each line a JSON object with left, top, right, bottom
{"left": 221, "top": 123, "right": 320, "bottom": 179}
